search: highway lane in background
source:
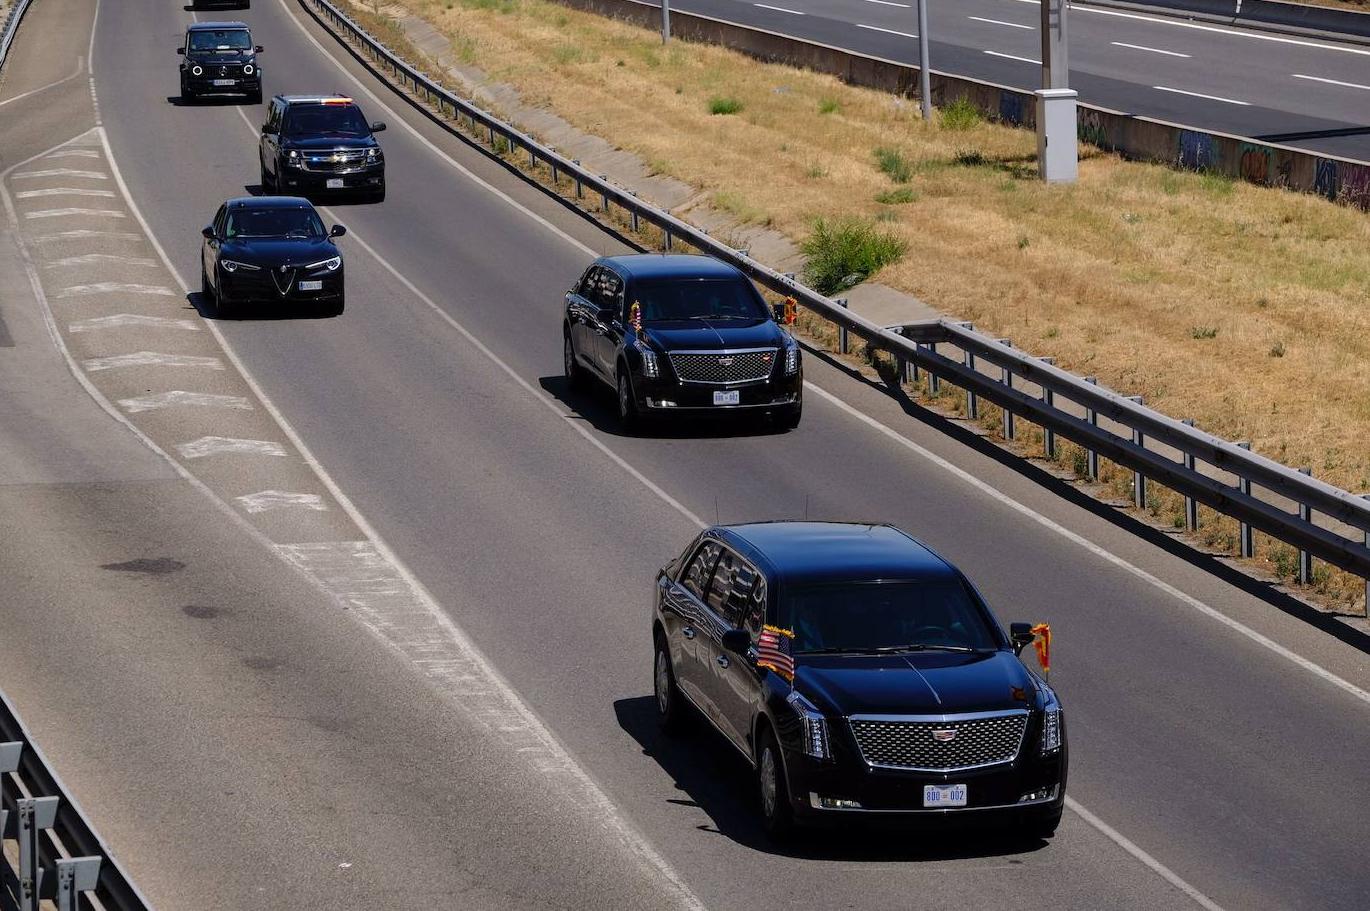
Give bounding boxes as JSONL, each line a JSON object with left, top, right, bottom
{"left": 83, "top": 0, "right": 1370, "bottom": 908}
{"left": 660, "top": 0, "right": 1370, "bottom": 159}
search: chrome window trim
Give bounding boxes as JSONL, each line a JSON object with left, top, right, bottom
{"left": 847, "top": 709, "right": 1030, "bottom": 773}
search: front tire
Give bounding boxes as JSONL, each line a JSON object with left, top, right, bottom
{"left": 616, "top": 368, "right": 640, "bottom": 433}
{"left": 775, "top": 404, "right": 802, "bottom": 432}
{"left": 564, "top": 333, "right": 588, "bottom": 391}
{"left": 653, "top": 636, "right": 686, "bottom": 734}
{"left": 1022, "top": 807, "right": 1062, "bottom": 840}
{"left": 757, "top": 728, "right": 795, "bottom": 840}
{"left": 200, "top": 264, "right": 215, "bottom": 309}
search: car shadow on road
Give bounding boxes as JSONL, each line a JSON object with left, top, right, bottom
{"left": 538, "top": 375, "right": 793, "bottom": 441}
{"left": 241, "top": 184, "right": 379, "bottom": 208}
{"left": 613, "top": 695, "right": 1049, "bottom": 862}
{"left": 164, "top": 95, "right": 252, "bottom": 108}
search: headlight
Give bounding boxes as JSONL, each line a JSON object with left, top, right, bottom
{"left": 305, "top": 256, "right": 341, "bottom": 272}
{"left": 635, "top": 342, "right": 659, "bottom": 379}
{"left": 1040, "top": 687, "right": 1062, "bottom": 755}
{"left": 286, "top": 149, "right": 300, "bottom": 164}
{"left": 786, "top": 690, "right": 831, "bottom": 760}
{"left": 783, "top": 338, "right": 800, "bottom": 375}
{"left": 366, "top": 147, "right": 382, "bottom": 162}
{"left": 221, "top": 260, "right": 260, "bottom": 273}
{"left": 190, "top": 65, "right": 204, "bottom": 76}
{"left": 242, "top": 63, "right": 255, "bottom": 76}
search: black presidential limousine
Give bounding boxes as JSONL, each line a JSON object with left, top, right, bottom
{"left": 651, "top": 522, "right": 1067, "bottom": 838}
{"left": 563, "top": 254, "right": 803, "bottom": 431}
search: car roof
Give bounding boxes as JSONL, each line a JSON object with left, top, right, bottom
{"left": 224, "top": 196, "right": 315, "bottom": 210}
{"left": 715, "top": 522, "right": 959, "bottom": 585}
{"left": 276, "top": 95, "right": 357, "bottom": 105}
{"left": 188, "top": 21, "right": 249, "bottom": 30}
{"left": 602, "top": 254, "right": 746, "bottom": 282}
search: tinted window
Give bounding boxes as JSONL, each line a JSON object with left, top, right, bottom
{"left": 681, "top": 541, "right": 720, "bottom": 600}
{"left": 631, "top": 278, "right": 768, "bottom": 323}
{"left": 225, "top": 207, "right": 325, "bottom": 239}
{"left": 705, "top": 549, "right": 738, "bottom": 623}
{"left": 188, "top": 30, "right": 252, "bottom": 51}
{"left": 780, "top": 581, "right": 998, "bottom": 653}
{"left": 283, "top": 104, "right": 370, "bottom": 137}
{"left": 212, "top": 205, "right": 227, "bottom": 236}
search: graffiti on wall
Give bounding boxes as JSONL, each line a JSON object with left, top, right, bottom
{"left": 998, "top": 91, "right": 1025, "bottom": 126}
{"left": 1342, "top": 163, "right": 1370, "bottom": 211}
{"left": 1238, "top": 144, "right": 1271, "bottom": 185}
{"left": 1178, "top": 130, "right": 1217, "bottom": 171}
{"left": 1314, "top": 158, "right": 1339, "bottom": 200}
{"left": 1078, "top": 108, "right": 1107, "bottom": 149}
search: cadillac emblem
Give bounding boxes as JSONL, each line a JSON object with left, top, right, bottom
{"left": 931, "top": 729, "right": 957, "bottom": 743}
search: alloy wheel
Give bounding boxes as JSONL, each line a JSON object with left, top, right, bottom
{"left": 760, "top": 746, "right": 778, "bottom": 821}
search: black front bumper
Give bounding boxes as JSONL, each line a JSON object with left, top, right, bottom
{"left": 182, "top": 72, "right": 259, "bottom": 96}
{"left": 277, "top": 163, "right": 385, "bottom": 193}
{"left": 218, "top": 266, "right": 344, "bottom": 306}
{"left": 632, "top": 370, "right": 802, "bottom": 414}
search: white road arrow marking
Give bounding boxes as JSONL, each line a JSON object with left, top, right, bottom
{"left": 117, "top": 391, "right": 252, "bottom": 413}
{"left": 68, "top": 313, "right": 200, "bottom": 332}
{"left": 57, "top": 282, "right": 175, "bottom": 297}
{"left": 236, "top": 490, "right": 328, "bottom": 514}
{"left": 83, "top": 351, "right": 224, "bottom": 372}
{"left": 177, "top": 437, "right": 288, "bottom": 459}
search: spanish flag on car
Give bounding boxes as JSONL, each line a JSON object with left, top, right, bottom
{"left": 1030, "top": 623, "right": 1051, "bottom": 676}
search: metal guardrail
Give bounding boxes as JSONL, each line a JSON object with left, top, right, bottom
{"left": 0, "top": 0, "right": 35, "bottom": 74}
{"left": 1, "top": 692, "right": 151, "bottom": 911}
{"left": 302, "top": 0, "right": 1370, "bottom": 589}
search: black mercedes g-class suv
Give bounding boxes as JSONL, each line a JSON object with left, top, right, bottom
{"left": 177, "top": 22, "right": 262, "bottom": 103}
{"left": 259, "top": 95, "right": 387, "bottom": 202}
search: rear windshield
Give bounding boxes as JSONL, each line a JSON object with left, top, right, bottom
{"left": 283, "top": 104, "right": 370, "bottom": 137}
{"left": 632, "top": 278, "right": 769, "bottom": 323}
{"left": 780, "top": 581, "right": 999, "bottom": 654}
{"left": 225, "top": 207, "right": 325, "bottom": 239}
{"left": 188, "top": 30, "right": 252, "bottom": 52}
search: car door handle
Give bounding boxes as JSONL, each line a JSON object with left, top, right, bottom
{"left": 716, "top": 655, "right": 730, "bottom": 669}
{"left": 682, "top": 627, "right": 695, "bottom": 640}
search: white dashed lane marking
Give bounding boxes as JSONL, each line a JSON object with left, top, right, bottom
{"left": 69, "top": 313, "right": 200, "bottom": 332}
{"left": 856, "top": 23, "right": 918, "bottom": 38}
{"left": 1153, "top": 85, "right": 1250, "bottom": 105}
{"left": 1292, "top": 73, "right": 1370, "bottom": 91}
{"left": 56, "top": 282, "right": 175, "bottom": 297}
{"left": 177, "top": 437, "right": 288, "bottom": 459}
{"left": 83, "top": 351, "right": 224, "bottom": 372}
{"left": 1111, "top": 42, "right": 1192, "bottom": 58}
{"left": 985, "top": 50, "right": 1041, "bottom": 64}
{"left": 117, "top": 391, "right": 253, "bottom": 413}
{"left": 236, "top": 491, "right": 329, "bottom": 513}
{"left": 968, "top": 16, "right": 1033, "bottom": 28}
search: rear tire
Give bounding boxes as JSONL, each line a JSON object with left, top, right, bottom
{"left": 564, "top": 333, "right": 588, "bottom": 391}
{"left": 616, "top": 368, "right": 640, "bottom": 433}
{"left": 757, "top": 728, "right": 795, "bottom": 841}
{"left": 653, "top": 636, "right": 686, "bottom": 735}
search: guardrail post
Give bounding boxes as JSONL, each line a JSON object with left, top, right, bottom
{"left": 1237, "top": 442, "right": 1254, "bottom": 558}
{"left": 572, "top": 160, "right": 583, "bottom": 198}
{"left": 1127, "top": 395, "right": 1146, "bottom": 510}
{"left": 928, "top": 344, "right": 940, "bottom": 395}
{"left": 55, "top": 857, "right": 101, "bottom": 911}
{"left": 957, "top": 323, "right": 977, "bottom": 419}
{"left": 664, "top": 229, "right": 672, "bottom": 251}
{"left": 1084, "top": 376, "right": 1099, "bottom": 480}
{"left": 1298, "top": 467, "right": 1314, "bottom": 585}
{"left": 629, "top": 191, "right": 640, "bottom": 232}
{"left": 1038, "top": 357, "right": 1055, "bottom": 459}
{"left": 1182, "top": 419, "right": 1199, "bottom": 531}
{"left": 836, "top": 299, "right": 850, "bottom": 354}
{"left": 598, "top": 177, "right": 610, "bottom": 213}
{"left": 0, "top": 741, "right": 20, "bottom": 837}
{"left": 998, "top": 339, "right": 1014, "bottom": 440}
{"left": 1363, "top": 495, "right": 1369, "bottom": 616}
{"left": 18, "top": 796, "right": 59, "bottom": 911}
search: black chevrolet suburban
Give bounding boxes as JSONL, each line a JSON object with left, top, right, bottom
{"left": 259, "top": 95, "right": 387, "bottom": 202}
{"left": 178, "top": 22, "right": 262, "bottom": 103}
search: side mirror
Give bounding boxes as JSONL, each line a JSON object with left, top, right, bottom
{"left": 1009, "top": 622, "right": 1035, "bottom": 656}
{"left": 329, "top": 224, "right": 347, "bottom": 238}
{"left": 721, "top": 629, "right": 751, "bottom": 657}
{"left": 370, "top": 121, "right": 387, "bottom": 133}
{"left": 255, "top": 45, "right": 265, "bottom": 53}
{"left": 201, "top": 225, "right": 216, "bottom": 240}
{"left": 176, "top": 47, "right": 185, "bottom": 55}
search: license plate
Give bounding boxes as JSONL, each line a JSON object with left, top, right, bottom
{"left": 326, "top": 178, "right": 345, "bottom": 189}
{"left": 213, "top": 79, "right": 236, "bottom": 86}
{"left": 713, "top": 390, "right": 740, "bottom": 406}
{"left": 923, "top": 784, "right": 967, "bottom": 808}
{"left": 298, "top": 280, "right": 323, "bottom": 291}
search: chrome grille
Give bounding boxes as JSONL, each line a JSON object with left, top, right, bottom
{"left": 301, "top": 150, "right": 368, "bottom": 173}
{"left": 668, "top": 349, "right": 776, "bottom": 384}
{"left": 849, "top": 712, "right": 1028, "bottom": 772}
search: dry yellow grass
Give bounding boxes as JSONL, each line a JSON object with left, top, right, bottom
{"left": 350, "top": 0, "right": 1370, "bottom": 602}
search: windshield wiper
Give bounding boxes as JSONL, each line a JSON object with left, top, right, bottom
{"left": 687, "top": 314, "right": 749, "bottom": 321}
{"left": 798, "top": 644, "right": 982, "bottom": 656}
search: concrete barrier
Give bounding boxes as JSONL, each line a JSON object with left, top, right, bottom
{"left": 557, "top": 0, "right": 1370, "bottom": 209}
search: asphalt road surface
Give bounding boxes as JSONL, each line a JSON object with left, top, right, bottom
{"left": 663, "top": 0, "right": 1370, "bottom": 159}
{"left": 1, "top": 0, "right": 1369, "bottom": 908}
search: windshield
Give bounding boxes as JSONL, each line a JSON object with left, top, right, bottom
{"left": 188, "top": 30, "right": 252, "bottom": 52}
{"left": 633, "top": 278, "right": 769, "bottom": 323}
{"left": 225, "top": 207, "right": 325, "bottom": 239}
{"left": 780, "top": 581, "right": 999, "bottom": 654}
{"left": 283, "top": 104, "right": 370, "bottom": 137}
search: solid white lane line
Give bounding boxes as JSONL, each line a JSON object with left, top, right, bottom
{"left": 754, "top": 3, "right": 805, "bottom": 13}
{"left": 177, "top": 437, "right": 288, "bottom": 459}
{"left": 968, "top": 15, "right": 1033, "bottom": 29}
{"left": 1079, "top": 4, "right": 1370, "bottom": 57}
{"left": 985, "top": 50, "right": 1041, "bottom": 64}
{"left": 862, "top": 0, "right": 910, "bottom": 7}
{"left": 26, "top": 208, "right": 124, "bottom": 219}
{"left": 236, "top": 491, "right": 328, "bottom": 513}
{"left": 12, "top": 168, "right": 107, "bottom": 180}
{"left": 0, "top": 56, "right": 85, "bottom": 109}
{"left": 857, "top": 23, "right": 918, "bottom": 38}
{"left": 117, "top": 391, "right": 253, "bottom": 413}
{"left": 69, "top": 313, "right": 200, "bottom": 332}
{"left": 83, "top": 351, "right": 224, "bottom": 372}
{"left": 1293, "top": 73, "right": 1370, "bottom": 91}
{"left": 1111, "top": 41, "right": 1191, "bottom": 58}
{"left": 16, "top": 187, "right": 116, "bottom": 199}
{"left": 1153, "top": 85, "right": 1250, "bottom": 106}
{"left": 56, "top": 282, "right": 174, "bottom": 297}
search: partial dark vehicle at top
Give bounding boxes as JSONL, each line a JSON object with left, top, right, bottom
{"left": 191, "top": 1, "right": 250, "bottom": 9}
{"left": 177, "top": 22, "right": 262, "bottom": 103}
{"left": 200, "top": 196, "right": 347, "bottom": 318}
{"left": 651, "top": 522, "right": 1066, "bottom": 839}
{"left": 563, "top": 254, "right": 802, "bottom": 432}
{"left": 259, "top": 95, "right": 387, "bottom": 202}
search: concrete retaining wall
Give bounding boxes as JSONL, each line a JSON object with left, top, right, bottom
{"left": 559, "top": 0, "right": 1370, "bottom": 209}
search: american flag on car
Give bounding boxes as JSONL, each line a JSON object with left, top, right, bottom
{"left": 757, "top": 624, "right": 795, "bottom": 681}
